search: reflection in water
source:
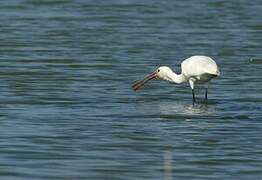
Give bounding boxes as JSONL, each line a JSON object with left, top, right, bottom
{"left": 164, "top": 149, "right": 173, "bottom": 180}
{"left": 158, "top": 101, "right": 216, "bottom": 117}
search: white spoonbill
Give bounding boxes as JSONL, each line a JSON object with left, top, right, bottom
{"left": 132, "top": 55, "right": 220, "bottom": 104}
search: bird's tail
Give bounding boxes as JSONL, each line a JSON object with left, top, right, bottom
{"left": 214, "top": 69, "right": 220, "bottom": 76}
{"left": 206, "top": 69, "right": 220, "bottom": 76}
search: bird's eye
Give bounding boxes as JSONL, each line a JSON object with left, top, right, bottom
{"left": 157, "top": 69, "right": 160, "bottom": 72}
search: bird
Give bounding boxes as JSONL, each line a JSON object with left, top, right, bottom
{"left": 132, "top": 55, "right": 220, "bottom": 104}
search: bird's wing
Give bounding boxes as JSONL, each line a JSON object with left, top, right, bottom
{"left": 181, "top": 56, "right": 219, "bottom": 77}
{"left": 201, "top": 58, "right": 219, "bottom": 75}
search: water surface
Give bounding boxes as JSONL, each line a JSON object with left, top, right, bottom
{"left": 0, "top": 0, "right": 262, "bottom": 179}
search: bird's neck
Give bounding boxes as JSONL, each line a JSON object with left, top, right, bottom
{"left": 165, "top": 71, "right": 186, "bottom": 84}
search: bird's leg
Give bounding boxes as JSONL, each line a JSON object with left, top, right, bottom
{"left": 204, "top": 84, "right": 209, "bottom": 105}
{"left": 192, "top": 89, "right": 196, "bottom": 104}
{"left": 205, "top": 88, "right": 208, "bottom": 104}
{"left": 189, "top": 79, "right": 196, "bottom": 105}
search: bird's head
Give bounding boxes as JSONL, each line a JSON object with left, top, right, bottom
{"left": 132, "top": 66, "right": 173, "bottom": 91}
{"left": 156, "top": 66, "right": 173, "bottom": 80}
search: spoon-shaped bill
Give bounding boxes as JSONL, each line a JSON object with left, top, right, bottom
{"left": 132, "top": 71, "right": 158, "bottom": 91}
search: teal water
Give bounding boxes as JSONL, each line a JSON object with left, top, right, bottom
{"left": 0, "top": 0, "right": 262, "bottom": 179}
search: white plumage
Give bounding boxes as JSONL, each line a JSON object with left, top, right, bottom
{"left": 132, "top": 55, "right": 220, "bottom": 104}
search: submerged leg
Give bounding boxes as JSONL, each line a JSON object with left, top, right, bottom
{"left": 204, "top": 83, "right": 209, "bottom": 105}
{"left": 192, "top": 89, "right": 196, "bottom": 104}
{"left": 205, "top": 88, "right": 208, "bottom": 104}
